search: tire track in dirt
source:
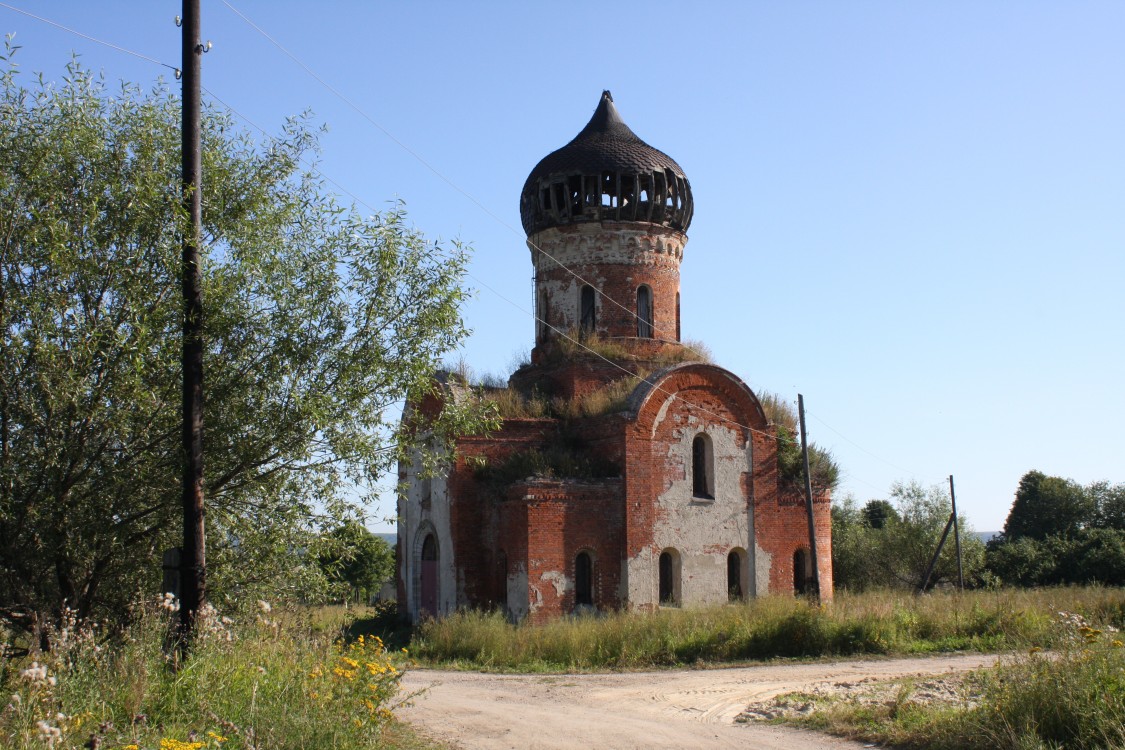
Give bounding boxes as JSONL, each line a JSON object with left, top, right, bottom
{"left": 399, "top": 653, "right": 998, "bottom": 749}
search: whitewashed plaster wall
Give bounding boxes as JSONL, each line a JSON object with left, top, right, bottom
{"left": 626, "top": 391, "right": 756, "bottom": 609}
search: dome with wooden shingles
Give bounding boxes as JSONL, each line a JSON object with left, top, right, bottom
{"left": 520, "top": 91, "right": 693, "bottom": 236}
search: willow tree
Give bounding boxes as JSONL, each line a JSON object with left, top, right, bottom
{"left": 0, "top": 47, "right": 485, "bottom": 627}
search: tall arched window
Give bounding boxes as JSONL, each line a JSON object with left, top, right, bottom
{"left": 692, "top": 433, "right": 714, "bottom": 499}
{"left": 575, "top": 551, "right": 593, "bottom": 607}
{"left": 537, "top": 289, "right": 549, "bottom": 341}
{"left": 658, "top": 549, "right": 680, "bottom": 605}
{"left": 727, "top": 549, "right": 745, "bottom": 601}
{"left": 637, "top": 285, "right": 653, "bottom": 338}
{"left": 675, "top": 291, "right": 681, "bottom": 341}
{"left": 580, "top": 285, "right": 596, "bottom": 336}
{"left": 794, "top": 548, "right": 812, "bottom": 595}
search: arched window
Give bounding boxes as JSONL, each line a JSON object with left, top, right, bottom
{"left": 658, "top": 549, "right": 680, "bottom": 605}
{"left": 580, "top": 285, "right": 596, "bottom": 336}
{"left": 794, "top": 548, "right": 812, "bottom": 595}
{"left": 575, "top": 551, "right": 593, "bottom": 607}
{"left": 537, "top": 289, "right": 549, "bottom": 341}
{"left": 692, "top": 433, "right": 714, "bottom": 500}
{"left": 637, "top": 285, "right": 653, "bottom": 338}
{"left": 675, "top": 292, "right": 681, "bottom": 341}
{"left": 727, "top": 549, "right": 745, "bottom": 601}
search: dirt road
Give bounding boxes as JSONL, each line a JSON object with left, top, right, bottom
{"left": 399, "top": 653, "right": 998, "bottom": 749}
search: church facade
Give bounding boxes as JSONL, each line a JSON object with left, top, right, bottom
{"left": 397, "top": 92, "right": 832, "bottom": 623}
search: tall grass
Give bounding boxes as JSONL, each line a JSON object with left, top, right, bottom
{"left": 411, "top": 588, "right": 1125, "bottom": 671}
{"left": 1, "top": 600, "right": 427, "bottom": 750}
{"left": 787, "top": 607, "right": 1125, "bottom": 750}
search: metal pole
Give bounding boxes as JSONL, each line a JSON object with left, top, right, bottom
{"left": 179, "top": 0, "right": 206, "bottom": 643}
{"left": 797, "top": 394, "right": 820, "bottom": 602}
{"left": 949, "top": 475, "right": 964, "bottom": 590}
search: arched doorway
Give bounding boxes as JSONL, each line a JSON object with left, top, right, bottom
{"left": 575, "top": 551, "right": 593, "bottom": 607}
{"left": 793, "top": 548, "right": 811, "bottom": 595}
{"left": 420, "top": 533, "right": 438, "bottom": 617}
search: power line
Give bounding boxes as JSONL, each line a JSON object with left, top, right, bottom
{"left": 0, "top": 2, "right": 178, "bottom": 73}
{"left": 6, "top": 2, "right": 918, "bottom": 490}
{"left": 218, "top": 0, "right": 683, "bottom": 345}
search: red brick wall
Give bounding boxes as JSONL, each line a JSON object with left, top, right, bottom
{"left": 506, "top": 480, "right": 625, "bottom": 623}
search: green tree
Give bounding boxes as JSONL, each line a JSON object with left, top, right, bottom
{"left": 1002, "top": 470, "right": 1093, "bottom": 541}
{"left": 0, "top": 50, "right": 487, "bottom": 626}
{"left": 862, "top": 499, "right": 898, "bottom": 529}
{"left": 317, "top": 522, "right": 395, "bottom": 602}
{"left": 1089, "top": 480, "right": 1125, "bottom": 530}
{"left": 831, "top": 482, "right": 985, "bottom": 591}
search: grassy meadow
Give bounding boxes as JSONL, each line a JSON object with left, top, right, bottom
{"left": 4, "top": 587, "right": 1124, "bottom": 749}
{"left": 409, "top": 587, "right": 1125, "bottom": 671}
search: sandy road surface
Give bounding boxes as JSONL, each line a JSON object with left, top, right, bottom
{"left": 399, "top": 653, "right": 998, "bottom": 749}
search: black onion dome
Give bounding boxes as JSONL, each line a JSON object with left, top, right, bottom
{"left": 520, "top": 91, "right": 693, "bottom": 236}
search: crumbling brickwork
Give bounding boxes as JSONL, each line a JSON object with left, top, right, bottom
{"left": 397, "top": 91, "right": 832, "bottom": 623}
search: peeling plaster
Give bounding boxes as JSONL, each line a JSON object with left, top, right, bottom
{"left": 628, "top": 393, "right": 755, "bottom": 609}
{"left": 540, "top": 570, "right": 571, "bottom": 597}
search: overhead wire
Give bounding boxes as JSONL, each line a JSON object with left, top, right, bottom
{"left": 218, "top": 0, "right": 684, "bottom": 346}
{"left": 0, "top": 1, "right": 178, "bottom": 73}
{"left": 2, "top": 1, "right": 933, "bottom": 494}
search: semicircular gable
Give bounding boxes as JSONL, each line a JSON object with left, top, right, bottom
{"left": 626, "top": 363, "right": 769, "bottom": 438}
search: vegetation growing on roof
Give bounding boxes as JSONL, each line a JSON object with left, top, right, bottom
{"left": 759, "top": 392, "right": 840, "bottom": 492}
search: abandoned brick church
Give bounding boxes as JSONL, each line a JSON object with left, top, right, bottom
{"left": 397, "top": 91, "right": 832, "bottom": 623}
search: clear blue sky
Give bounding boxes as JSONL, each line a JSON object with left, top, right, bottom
{"left": 4, "top": 1, "right": 1123, "bottom": 533}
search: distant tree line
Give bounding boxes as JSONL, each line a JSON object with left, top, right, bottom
{"left": 986, "top": 471, "right": 1125, "bottom": 586}
{"left": 832, "top": 471, "right": 1125, "bottom": 591}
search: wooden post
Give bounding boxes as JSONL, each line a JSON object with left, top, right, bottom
{"left": 950, "top": 475, "right": 964, "bottom": 590}
{"left": 797, "top": 394, "right": 820, "bottom": 602}
{"left": 179, "top": 0, "right": 206, "bottom": 643}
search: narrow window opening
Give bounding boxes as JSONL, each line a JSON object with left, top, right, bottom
{"left": 658, "top": 550, "right": 679, "bottom": 605}
{"left": 637, "top": 285, "right": 653, "bottom": 338}
{"left": 575, "top": 551, "right": 593, "bottom": 607}
{"left": 568, "top": 175, "right": 583, "bottom": 216}
{"left": 675, "top": 292, "right": 681, "bottom": 341}
{"left": 552, "top": 183, "right": 566, "bottom": 219}
{"left": 537, "top": 289, "right": 549, "bottom": 341}
{"left": 794, "top": 549, "right": 812, "bottom": 595}
{"left": 727, "top": 550, "right": 744, "bottom": 601}
{"left": 580, "top": 285, "right": 596, "bottom": 336}
{"left": 692, "top": 434, "right": 714, "bottom": 499}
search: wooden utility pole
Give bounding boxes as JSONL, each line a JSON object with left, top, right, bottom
{"left": 949, "top": 475, "right": 964, "bottom": 590}
{"left": 179, "top": 0, "right": 206, "bottom": 642}
{"left": 797, "top": 394, "right": 821, "bottom": 601}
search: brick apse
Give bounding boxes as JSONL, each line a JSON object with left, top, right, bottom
{"left": 397, "top": 91, "right": 832, "bottom": 623}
